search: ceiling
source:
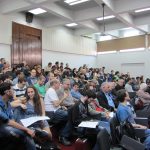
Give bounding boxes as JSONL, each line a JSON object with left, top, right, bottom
{"left": 1, "top": 0, "right": 150, "bottom": 41}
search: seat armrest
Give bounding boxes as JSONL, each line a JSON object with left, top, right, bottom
{"left": 135, "top": 117, "right": 148, "bottom": 127}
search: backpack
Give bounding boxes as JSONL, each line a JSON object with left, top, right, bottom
{"left": 119, "top": 120, "right": 137, "bottom": 140}
{"left": 34, "top": 129, "right": 60, "bottom": 150}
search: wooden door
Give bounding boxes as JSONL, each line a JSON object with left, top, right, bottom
{"left": 12, "top": 22, "right": 42, "bottom": 67}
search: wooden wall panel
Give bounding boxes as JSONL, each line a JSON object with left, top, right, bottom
{"left": 97, "top": 35, "right": 145, "bottom": 52}
{"left": 148, "top": 35, "right": 150, "bottom": 47}
{"left": 12, "top": 22, "right": 42, "bottom": 67}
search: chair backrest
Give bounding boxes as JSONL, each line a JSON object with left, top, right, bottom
{"left": 109, "top": 116, "right": 120, "bottom": 145}
{"left": 120, "top": 135, "right": 145, "bottom": 150}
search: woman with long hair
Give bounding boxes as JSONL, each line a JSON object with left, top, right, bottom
{"left": 14, "top": 85, "right": 52, "bottom": 140}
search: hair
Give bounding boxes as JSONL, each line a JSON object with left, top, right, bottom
{"left": 62, "top": 78, "right": 70, "bottom": 84}
{"left": 55, "top": 61, "right": 59, "bottom": 65}
{"left": 38, "top": 75, "right": 45, "bottom": 81}
{"left": 115, "top": 71, "right": 119, "bottom": 75}
{"left": 146, "top": 78, "right": 150, "bottom": 84}
{"left": 16, "top": 70, "right": 22, "bottom": 76}
{"left": 100, "top": 82, "right": 108, "bottom": 89}
{"left": 126, "top": 77, "right": 131, "bottom": 83}
{"left": 25, "top": 86, "right": 42, "bottom": 116}
{"left": 48, "top": 62, "right": 52, "bottom": 66}
{"left": 116, "top": 89, "right": 127, "bottom": 102}
{"left": 0, "top": 82, "right": 11, "bottom": 96}
{"left": 80, "top": 89, "right": 96, "bottom": 99}
{"left": 50, "top": 79, "right": 60, "bottom": 86}
{"left": 0, "top": 74, "right": 7, "bottom": 82}
{"left": 73, "top": 82, "right": 79, "bottom": 87}
{"left": 136, "top": 76, "right": 140, "bottom": 80}
{"left": 18, "top": 77, "right": 26, "bottom": 83}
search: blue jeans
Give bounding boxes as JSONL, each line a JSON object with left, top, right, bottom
{"left": 144, "top": 129, "right": 150, "bottom": 149}
{"left": 97, "top": 121, "right": 110, "bottom": 134}
{"left": 0, "top": 125, "right": 36, "bottom": 150}
{"left": 46, "top": 108, "right": 68, "bottom": 123}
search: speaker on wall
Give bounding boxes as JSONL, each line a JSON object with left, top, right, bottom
{"left": 26, "top": 12, "right": 33, "bottom": 23}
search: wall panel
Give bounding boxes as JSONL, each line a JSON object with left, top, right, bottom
{"left": 97, "top": 35, "right": 145, "bottom": 52}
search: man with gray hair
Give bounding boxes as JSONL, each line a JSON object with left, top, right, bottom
{"left": 97, "top": 82, "right": 116, "bottom": 112}
{"left": 56, "top": 78, "right": 76, "bottom": 108}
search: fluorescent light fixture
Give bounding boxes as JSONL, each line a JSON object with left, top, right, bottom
{"left": 96, "top": 15, "right": 115, "bottom": 21}
{"left": 119, "top": 27, "right": 133, "bottom": 31}
{"left": 100, "top": 35, "right": 112, "bottom": 41}
{"left": 135, "top": 7, "right": 150, "bottom": 13}
{"left": 97, "top": 50, "right": 117, "bottom": 55}
{"left": 120, "top": 48, "right": 145, "bottom": 53}
{"left": 65, "top": 23, "right": 78, "bottom": 27}
{"left": 64, "top": 0, "right": 90, "bottom": 5}
{"left": 28, "top": 8, "right": 46, "bottom": 15}
{"left": 123, "top": 30, "right": 139, "bottom": 37}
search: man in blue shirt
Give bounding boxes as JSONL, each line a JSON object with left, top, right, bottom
{"left": 0, "top": 82, "right": 36, "bottom": 150}
{"left": 70, "top": 82, "right": 83, "bottom": 100}
{"left": 116, "top": 89, "right": 150, "bottom": 149}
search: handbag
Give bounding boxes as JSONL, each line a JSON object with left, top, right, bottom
{"left": 120, "top": 121, "right": 137, "bottom": 140}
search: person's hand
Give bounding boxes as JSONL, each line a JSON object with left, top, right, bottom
{"left": 20, "top": 103, "right": 27, "bottom": 109}
{"left": 61, "top": 106, "right": 67, "bottom": 110}
{"left": 64, "top": 91, "right": 69, "bottom": 99}
{"left": 53, "top": 100, "right": 60, "bottom": 107}
{"left": 26, "top": 128, "right": 35, "bottom": 137}
{"left": 105, "top": 112, "right": 110, "bottom": 119}
{"left": 139, "top": 125, "right": 147, "bottom": 129}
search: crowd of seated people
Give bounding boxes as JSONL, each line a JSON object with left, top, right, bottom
{"left": 1, "top": 58, "right": 150, "bottom": 149}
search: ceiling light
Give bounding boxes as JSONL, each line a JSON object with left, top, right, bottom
{"left": 64, "top": 0, "right": 77, "bottom": 3}
{"left": 123, "top": 30, "right": 139, "bottom": 37}
{"left": 96, "top": 15, "right": 115, "bottom": 21}
{"left": 28, "top": 8, "right": 47, "bottom": 15}
{"left": 64, "top": 0, "right": 90, "bottom": 6}
{"left": 100, "top": 35, "right": 112, "bottom": 41}
{"left": 120, "top": 48, "right": 145, "bottom": 53}
{"left": 119, "top": 27, "right": 133, "bottom": 31}
{"left": 66, "top": 23, "right": 78, "bottom": 27}
{"left": 97, "top": 51, "right": 117, "bottom": 55}
{"left": 135, "top": 7, "right": 150, "bottom": 13}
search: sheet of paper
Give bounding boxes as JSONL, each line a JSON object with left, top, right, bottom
{"left": 109, "top": 112, "right": 114, "bottom": 118}
{"left": 20, "top": 116, "right": 50, "bottom": 127}
{"left": 78, "top": 121, "right": 99, "bottom": 128}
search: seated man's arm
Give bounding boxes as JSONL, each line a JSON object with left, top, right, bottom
{"left": 8, "top": 120, "right": 35, "bottom": 137}
{"left": 53, "top": 92, "right": 69, "bottom": 107}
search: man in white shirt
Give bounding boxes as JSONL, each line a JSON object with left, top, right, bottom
{"left": 44, "top": 79, "right": 71, "bottom": 146}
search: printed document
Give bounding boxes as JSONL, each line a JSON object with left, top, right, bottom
{"left": 20, "top": 116, "right": 50, "bottom": 127}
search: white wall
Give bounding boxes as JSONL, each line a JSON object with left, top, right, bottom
{"left": 42, "top": 49, "right": 96, "bottom": 68}
{"left": 0, "top": 43, "right": 11, "bottom": 63}
{"left": 0, "top": 13, "right": 97, "bottom": 67}
{"left": 42, "top": 26, "right": 96, "bottom": 55}
{"left": 96, "top": 50, "right": 150, "bottom": 79}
